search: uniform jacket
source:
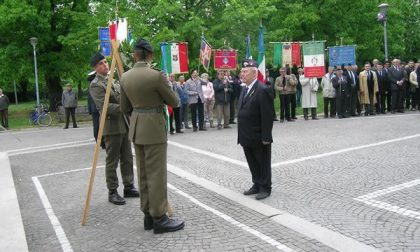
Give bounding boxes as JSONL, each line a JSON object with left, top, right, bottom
{"left": 359, "top": 70, "right": 379, "bottom": 104}
{"left": 300, "top": 76, "right": 319, "bottom": 108}
{"left": 388, "top": 66, "right": 405, "bottom": 91}
{"left": 62, "top": 90, "right": 78, "bottom": 108}
{"left": 213, "top": 78, "right": 233, "bottom": 105}
{"left": 185, "top": 78, "right": 204, "bottom": 104}
{"left": 0, "top": 94, "right": 10, "bottom": 111}
{"left": 90, "top": 74, "right": 127, "bottom": 136}
{"left": 321, "top": 73, "right": 336, "bottom": 98}
{"left": 274, "top": 74, "right": 297, "bottom": 95}
{"left": 120, "top": 61, "right": 178, "bottom": 145}
{"left": 237, "top": 80, "right": 273, "bottom": 148}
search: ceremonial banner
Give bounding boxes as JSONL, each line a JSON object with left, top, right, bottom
{"left": 257, "top": 24, "right": 265, "bottom": 82}
{"left": 302, "top": 41, "right": 325, "bottom": 78}
{"left": 199, "top": 37, "right": 212, "bottom": 72}
{"left": 282, "top": 43, "right": 292, "bottom": 67}
{"left": 273, "top": 43, "right": 282, "bottom": 68}
{"left": 214, "top": 50, "right": 237, "bottom": 70}
{"left": 100, "top": 41, "right": 111, "bottom": 56}
{"left": 116, "top": 18, "right": 128, "bottom": 41}
{"left": 291, "top": 42, "right": 301, "bottom": 67}
{"left": 245, "top": 35, "right": 252, "bottom": 59}
{"left": 161, "top": 42, "right": 189, "bottom": 74}
{"left": 99, "top": 27, "right": 110, "bottom": 41}
{"left": 109, "top": 21, "right": 117, "bottom": 40}
{"left": 328, "top": 46, "right": 356, "bottom": 67}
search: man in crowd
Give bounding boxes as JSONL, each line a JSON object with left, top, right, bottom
{"left": 227, "top": 71, "right": 240, "bottom": 124}
{"left": 405, "top": 60, "right": 415, "bottom": 110}
{"left": 168, "top": 73, "right": 183, "bottom": 134}
{"left": 375, "top": 62, "right": 390, "bottom": 114}
{"left": 213, "top": 70, "right": 233, "bottom": 129}
{"left": 287, "top": 66, "right": 298, "bottom": 120}
{"left": 359, "top": 62, "right": 379, "bottom": 116}
{"left": 0, "top": 88, "right": 10, "bottom": 129}
{"left": 89, "top": 52, "right": 138, "bottom": 205}
{"left": 62, "top": 83, "right": 78, "bottom": 129}
{"left": 87, "top": 71, "right": 105, "bottom": 149}
{"left": 238, "top": 59, "right": 274, "bottom": 200}
{"left": 299, "top": 68, "right": 319, "bottom": 120}
{"left": 321, "top": 67, "right": 336, "bottom": 118}
{"left": 275, "top": 67, "right": 296, "bottom": 122}
{"left": 185, "top": 70, "right": 206, "bottom": 131}
{"left": 265, "top": 69, "right": 278, "bottom": 121}
{"left": 344, "top": 64, "right": 359, "bottom": 116}
{"left": 333, "top": 68, "right": 350, "bottom": 119}
{"left": 120, "top": 39, "right": 184, "bottom": 234}
{"left": 388, "top": 59, "right": 405, "bottom": 113}
{"left": 178, "top": 75, "right": 190, "bottom": 129}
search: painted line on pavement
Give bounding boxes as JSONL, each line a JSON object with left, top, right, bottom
{"left": 167, "top": 164, "right": 379, "bottom": 252}
{"left": 168, "top": 183, "right": 294, "bottom": 252}
{"left": 7, "top": 139, "right": 95, "bottom": 156}
{"left": 0, "top": 152, "right": 29, "bottom": 252}
{"left": 32, "top": 176, "right": 73, "bottom": 252}
{"left": 355, "top": 179, "right": 420, "bottom": 220}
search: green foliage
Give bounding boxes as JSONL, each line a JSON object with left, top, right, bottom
{"left": 0, "top": 0, "right": 418, "bottom": 98}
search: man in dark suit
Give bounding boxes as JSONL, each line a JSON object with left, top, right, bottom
{"left": 388, "top": 59, "right": 405, "bottom": 113}
{"left": 238, "top": 59, "right": 274, "bottom": 200}
{"left": 343, "top": 64, "right": 359, "bottom": 116}
{"left": 375, "top": 62, "right": 390, "bottom": 114}
{"left": 332, "top": 68, "right": 350, "bottom": 118}
{"left": 265, "top": 69, "right": 277, "bottom": 121}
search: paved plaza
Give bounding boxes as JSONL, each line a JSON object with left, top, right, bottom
{"left": 1, "top": 112, "right": 420, "bottom": 251}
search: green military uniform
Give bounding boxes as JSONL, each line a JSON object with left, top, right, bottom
{"left": 120, "top": 61, "right": 178, "bottom": 218}
{"left": 89, "top": 73, "right": 134, "bottom": 191}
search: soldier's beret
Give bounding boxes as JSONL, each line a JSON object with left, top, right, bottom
{"left": 241, "top": 59, "right": 258, "bottom": 68}
{"left": 134, "top": 38, "right": 154, "bottom": 53}
{"left": 91, "top": 52, "right": 105, "bottom": 67}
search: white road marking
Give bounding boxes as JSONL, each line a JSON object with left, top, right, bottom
{"left": 169, "top": 134, "right": 420, "bottom": 169}
{"left": 32, "top": 176, "right": 73, "bottom": 252}
{"left": 168, "top": 183, "right": 294, "bottom": 252}
{"left": 168, "top": 164, "right": 379, "bottom": 252}
{"left": 7, "top": 139, "right": 95, "bottom": 156}
{"left": 355, "top": 179, "right": 420, "bottom": 220}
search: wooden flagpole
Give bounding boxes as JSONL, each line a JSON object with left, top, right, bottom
{"left": 81, "top": 40, "right": 119, "bottom": 226}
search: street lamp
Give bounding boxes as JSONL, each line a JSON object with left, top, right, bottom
{"left": 30, "top": 37, "right": 40, "bottom": 108}
{"left": 377, "top": 3, "right": 389, "bottom": 61}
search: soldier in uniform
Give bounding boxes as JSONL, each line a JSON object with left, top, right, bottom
{"left": 89, "top": 52, "right": 139, "bottom": 205}
{"left": 120, "top": 39, "right": 185, "bottom": 234}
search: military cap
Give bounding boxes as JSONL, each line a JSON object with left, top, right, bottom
{"left": 91, "top": 52, "right": 105, "bottom": 67}
{"left": 241, "top": 59, "right": 258, "bottom": 68}
{"left": 134, "top": 38, "right": 154, "bottom": 53}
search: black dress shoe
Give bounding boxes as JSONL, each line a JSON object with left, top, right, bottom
{"left": 185, "top": 126, "right": 192, "bottom": 129}
{"left": 176, "top": 130, "right": 184, "bottom": 133}
{"left": 229, "top": 121, "right": 236, "bottom": 124}
{"left": 243, "top": 186, "right": 259, "bottom": 195}
{"left": 144, "top": 213, "right": 153, "bottom": 231}
{"left": 153, "top": 215, "right": 185, "bottom": 234}
{"left": 124, "top": 186, "right": 139, "bottom": 197}
{"left": 169, "top": 131, "right": 174, "bottom": 135}
{"left": 108, "top": 190, "right": 126, "bottom": 205}
{"left": 273, "top": 118, "right": 279, "bottom": 121}
{"left": 193, "top": 128, "right": 198, "bottom": 132}
{"left": 255, "top": 191, "right": 271, "bottom": 200}
{"left": 292, "top": 117, "right": 298, "bottom": 120}
{"left": 199, "top": 128, "right": 207, "bottom": 131}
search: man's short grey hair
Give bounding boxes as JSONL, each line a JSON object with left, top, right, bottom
{"left": 200, "top": 73, "right": 209, "bottom": 79}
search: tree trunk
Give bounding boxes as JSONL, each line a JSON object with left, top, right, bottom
{"left": 45, "top": 71, "right": 63, "bottom": 111}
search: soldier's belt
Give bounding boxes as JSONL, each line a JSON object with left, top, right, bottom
{"left": 133, "top": 106, "right": 163, "bottom": 113}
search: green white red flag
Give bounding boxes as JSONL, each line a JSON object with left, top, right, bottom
{"left": 302, "top": 41, "right": 325, "bottom": 78}
{"left": 160, "top": 42, "right": 189, "bottom": 74}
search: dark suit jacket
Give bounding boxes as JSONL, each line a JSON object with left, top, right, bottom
{"left": 332, "top": 76, "right": 350, "bottom": 97}
{"left": 388, "top": 66, "right": 405, "bottom": 90}
{"left": 237, "top": 80, "right": 274, "bottom": 147}
{"left": 375, "top": 70, "right": 389, "bottom": 93}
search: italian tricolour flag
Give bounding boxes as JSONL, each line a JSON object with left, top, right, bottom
{"left": 302, "top": 42, "right": 325, "bottom": 78}
{"left": 160, "top": 42, "right": 189, "bottom": 74}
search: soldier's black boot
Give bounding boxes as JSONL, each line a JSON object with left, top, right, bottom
{"left": 123, "top": 185, "right": 139, "bottom": 198}
{"left": 144, "top": 213, "right": 153, "bottom": 231}
{"left": 108, "top": 190, "right": 126, "bottom": 205}
{"left": 153, "top": 215, "right": 185, "bottom": 234}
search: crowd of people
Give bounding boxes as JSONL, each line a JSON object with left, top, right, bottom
{"left": 166, "top": 58, "right": 420, "bottom": 131}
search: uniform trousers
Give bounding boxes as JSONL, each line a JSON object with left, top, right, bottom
{"left": 243, "top": 144, "right": 272, "bottom": 193}
{"left": 134, "top": 143, "right": 168, "bottom": 218}
{"left": 104, "top": 133, "right": 134, "bottom": 190}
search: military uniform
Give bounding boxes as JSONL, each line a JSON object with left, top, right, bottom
{"left": 120, "top": 61, "right": 178, "bottom": 218}
{"left": 89, "top": 73, "right": 135, "bottom": 194}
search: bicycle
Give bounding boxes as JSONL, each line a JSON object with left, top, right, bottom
{"left": 29, "top": 104, "right": 52, "bottom": 127}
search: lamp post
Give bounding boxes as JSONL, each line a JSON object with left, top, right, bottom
{"left": 30, "top": 37, "right": 40, "bottom": 108}
{"left": 377, "top": 3, "right": 389, "bottom": 61}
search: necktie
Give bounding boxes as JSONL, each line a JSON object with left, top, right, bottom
{"left": 283, "top": 77, "right": 286, "bottom": 87}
